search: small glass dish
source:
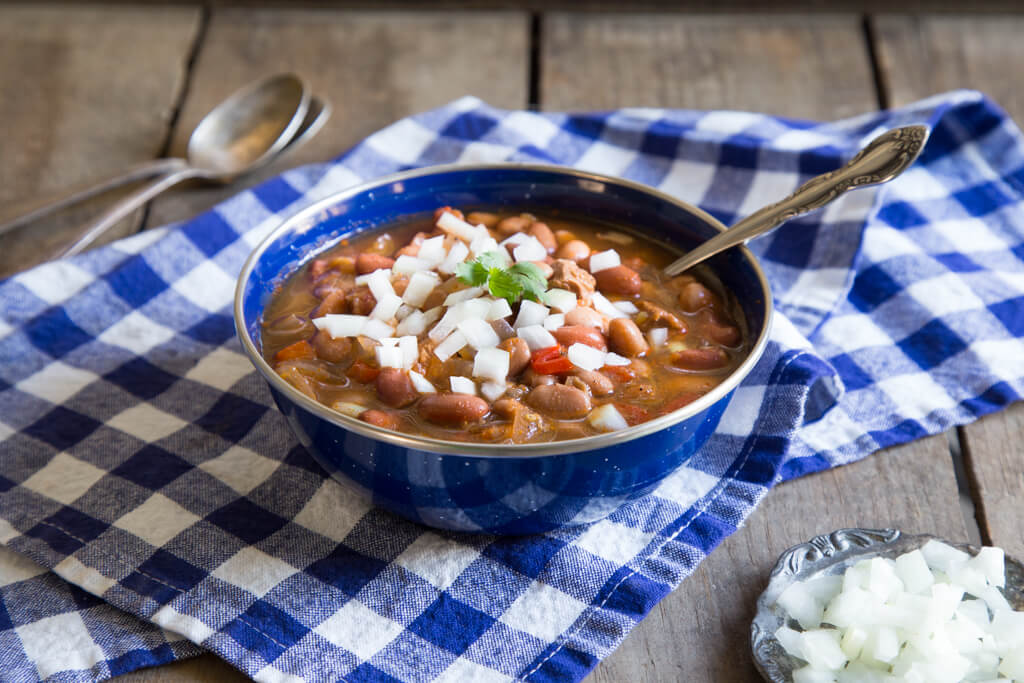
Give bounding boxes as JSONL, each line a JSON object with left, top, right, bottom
{"left": 750, "top": 527, "right": 1024, "bottom": 682}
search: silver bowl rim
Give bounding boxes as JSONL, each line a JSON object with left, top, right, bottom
{"left": 233, "top": 161, "right": 774, "bottom": 458}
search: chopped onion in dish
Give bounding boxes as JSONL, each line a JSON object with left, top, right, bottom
{"left": 470, "top": 233, "right": 502, "bottom": 259}
{"left": 486, "top": 298, "right": 513, "bottom": 321}
{"left": 473, "top": 347, "right": 510, "bottom": 384}
{"left": 774, "top": 540, "right": 1024, "bottom": 683}
{"left": 312, "top": 314, "right": 367, "bottom": 339}
{"left": 409, "top": 371, "right": 436, "bottom": 394}
{"left": 396, "top": 310, "right": 428, "bottom": 336}
{"left": 355, "top": 268, "right": 391, "bottom": 285}
{"left": 614, "top": 300, "right": 639, "bottom": 315}
{"left": 480, "top": 381, "right": 507, "bottom": 402}
{"left": 444, "top": 286, "right": 486, "bottom": 307}
{"left": 398, "top": 336, "right": 417, "bottom": 369}
{"left": 402, "top": 271, "right": 440, "bottom": 308}
{"left": 597, "top": 231, "right": 634, "bottom": 245}
{"left": 513, "top": 299, "right": 549, "bottom": 329}
{"left": 436, "top": 211, "right": 479, "bottom": 242}
{"left": 648, "top": 327, "right": 668, "bottom": 347}
{"left": 430, "top": 298, "right": 490, "bottom": 341}
{"left": 588, "top": 249, "right": 620, "bottom": 273}
{"left": 603, "top": 352, "right": 631, "bottom": 366}
{"left": 362, "top": 319, "right": 395, "bottom": 340}
{"left": 331, "top": 402, "right": 366, "bottom": 418}
{"left": 500, "top": 232, "right": 531, "bottom": 247}
{"left": 543, "top": 288, "right": 578, "bottom": 313}
{"left": 567, "top": 343, "right": 605, "bottom": 371}
{"left": 591, "top": 292, "right": 628, "bottom": 319}
{"left": 433, "top": 330, "right": 468, "bottom": 361}
{"left": 450, "top": 375, "right": 476, "bottom": 395}
{"left": 371, "top": 292, "right": 403, "bottom": 321}
{"left": 587, "top": 404, "right": 628, "bottom": 432}
{"left": 417, "top": 235, "right": 447, "bottom": 267}
{"left": 378, "top": 337, "right": 399, "bottom": 347}
{"left": 517, "top": 325, "right": 557, "bottom": 351}
{"left": 392, "top": 255, "right": 429, "bottom": 276}
{"left": 458, "top": 318, "right": 500, "bottom": 349}
{"left": 363, "top": 269, "right": 396, "bottom": 302}
{"left": 543, "top": 314, "right": 565, "bottom": 331}
{"left": 438, "top": 240, "right": 470, "bottom": 275}
{"left": 375, "top": 345, "right": 404, "bottom": 369}
{"left": 512, "top": 236, "right": 548, "bottom": 263}
{"left": 395, "top": 304, "right": 415, "bottom": 322}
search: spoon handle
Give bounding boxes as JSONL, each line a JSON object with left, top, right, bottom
{"left": 663, "top": 125, "right": 929, "bottom": 277}
{"left": 56, "top": 166, "right": 200, "bottom": 259}
{"left": 0, "top": 158, "right": 188, "bottom": 238}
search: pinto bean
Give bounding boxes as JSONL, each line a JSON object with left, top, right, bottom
{"left": 344, "top": 286, "right": 376, "bottom": 315}
{"left": 499, "top": 337, "right": 531, "bottom": 377}
{"left": 554, "top": 229, "right": 576, "bottom": 245}
{"left": 527, "top": 384, "right": 592, "bottom": 419}
{"left": 376, "top": 368, "right": 418, "bottom": 408}
{"left": 564, "top": 306, "right": 608, "bottom": 333}
{"left": 529, "top": 222, "right": 557, "bottom": 253}
{"left": 522, "top": 368, "right": 556, "bottom": 387}
{"left": 608, "top": 318, "right": 649, "bottom": 357}
{"left": 555, "top": 239, "right": 591, "bottom": 263}
{"left": 496, "top": 215, "right": 531, "bottom": 236}
{"left": 553, "top": 325, "right": 607, "bottom": 350}
{"left": 672, "top": 348, "right": 730, "bottom": 371}
{"left": 356, "top": 252, "right": 395, "bottom": 275}
{"left": 419, "top": 393, "right": 490, "bottom": 425}
{"left": 571, "top": 369, "right": 614, "bottom": 396}
{"left": 679, "top": 282, "right": 715, "bottom": 312}
{"left": 359, "top": 409, "right": 402, "bottom": 430}
{"left": 594, "top": 265, "right": 642, "bottom": 296}
{"left": 697, "top": 310, "right": 741, "bottom": 347}
{"left": 466, "top": 211, "right": 501, "bottom": 228}
{"left": 311, "top": 330, "right": 352, "bottom": 364}
{"left": 313, "top": 290, "right": 347, "bottom": 317}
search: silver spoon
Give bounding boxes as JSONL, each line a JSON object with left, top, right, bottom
{"left": 55, "top": 73, "right": 312, "bottom": 258}
{"left": 664, "top": 125, "right": 930, "bottom": 276}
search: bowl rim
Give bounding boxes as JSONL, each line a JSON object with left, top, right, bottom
{"left": 234, "top": 162, "right": 774, "bottom": 457}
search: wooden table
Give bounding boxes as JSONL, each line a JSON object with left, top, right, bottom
{"left": 2, "top": 5, "right": 1021, "bottom": 681}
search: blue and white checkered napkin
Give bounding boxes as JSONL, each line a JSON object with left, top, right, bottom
{"left": 1, "top": 90, "right": 1022, "bottom": 682}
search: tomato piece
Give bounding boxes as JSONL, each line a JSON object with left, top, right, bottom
{"left": 275, "top": 340, "right": 315, "bottom": 362}
{"left": 531, "top": 345, "right": 573, "bottom": 375}
{"left": 615, "top": 402, "right": 650, "bottom": 426}
{"left": 348, "top": 360, "right": 380, "bottom": 384}
{"left": 600, "top": 365, "right": 636, "bottom": 383}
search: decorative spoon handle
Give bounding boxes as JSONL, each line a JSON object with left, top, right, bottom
{"left": 663, "top": 125, "right": 929, "bottom": 277}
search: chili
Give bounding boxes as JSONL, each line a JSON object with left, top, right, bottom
{"left": 530, "top": 346, "right": 573, "bottom": 375}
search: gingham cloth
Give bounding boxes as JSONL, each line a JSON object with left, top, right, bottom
{"left": 0, "top": 90, "right": 1022, "bottom": 682}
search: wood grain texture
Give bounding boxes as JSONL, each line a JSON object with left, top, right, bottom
{"left": 873, "top": 14, "right": 1024, "bottom": 561}
{"left": 142, "top": 8, "right": 529, "bottom": 230}
{"left": 0, "top": 5, "right": 200, "bottom": 278}
{"left": 541, "top": 13, "right": 874, "bottom": 119}
{"left": 538, "top": 14, "right": 969, "bottom": 682}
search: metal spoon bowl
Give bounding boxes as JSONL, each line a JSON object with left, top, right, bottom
{"left": 664, "top": 125, "right": 930, "bottom": 276}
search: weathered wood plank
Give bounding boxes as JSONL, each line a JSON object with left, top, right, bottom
{"left": 113, "top": 8, "right": 529, "bottom": 682}
{"left": 873, "top": 14, "right": 1024, "bottom": 561}
{"left": 538, "top": 14, "right": 968, "bottom": 682}
{"left": 0, "top": 5, "right": 201, "bottom": 278}
{"left": 142, "top": 9, "right": 529, "bottom": 230}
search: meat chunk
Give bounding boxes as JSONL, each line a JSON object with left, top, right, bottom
{"left": 549, "top": 259, "right": 596, "bottom": 304}
{"left": 638, "top": 300, "right": 685, "bottom": 330}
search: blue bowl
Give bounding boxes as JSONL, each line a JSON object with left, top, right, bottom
{"left": 235, "top": 164, "right": 772, "bottom": 535}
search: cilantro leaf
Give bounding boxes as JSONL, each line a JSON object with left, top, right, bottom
{"left": 509, "top": 262, "right": 548, "bottom": 302}
{"left": 475, "top": 251, "right": 507, "bottom": 272}
{"left": 455, "top": 260, "right": 490, "bottom": 286}
{"left": 452, "top": 251, "right": 550, "bottom": 305}
{"left": 487, "top": 269, "right": 524, "bottom": 304}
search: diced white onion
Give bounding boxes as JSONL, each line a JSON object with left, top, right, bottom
{"left": 473, "top": 347, "right": 510, "bottom": 384}
{"left": 458, "top": 318, "right": 501, "bottom": 349}
{"left": 438, "top": 240, "right": 470, "bottom": 274}
{"left": 392, "top": 255, "right": 429, "bottom": 275}
{"left": 430, "top": 298, "right": 490, "bottom": 342}
{"left": 513, "top": 236, "right": 548, "bottom": 263}
{"left": 401, "top": 271, "right": 440, "bottom": 308}
{"left": 444, "top": 287, "right": 486, "bottom": 307}
{"left": 375, "top": 346, "right": 404, "bottom": 369}
{"left": 517, "top": 325, "right": 557, "bottom": 351}
{"left": 588, "top": 249, "right": 620, "bottom": 273}
{"left": 363, "top": 269, "right": 396, "bottom": 303}
{"left": 567, "top": 343, "right": 605, "bottom": 371}
{"left": 371, "top": 292, "right": 403, "bottom": 321}
{"left": 398, "top": 335, "right": 417, "bottom": 369}
{"left": 436, "top": 211, "right": 479, "bottom": 242}
{"left": 614, "top": 300, "right": 639, "bottom": 315}
{"left": 433, "top": 330, "right": 468, "bottom": 361}
{"left": 486, "top": 298, "right": 513, "bottom": 321}
{"left": 543, "top": 314, "right": 565, "bottom": 331}
{"left": 356, "top": 268, "right": 391, "bottom": 285}
{"left": 332, "top": 402, "right": 366, "bottom": 418}
{"left": 587, "top": 404, "right": 628, "bottom": 432}
{"left": 513, "top": 299, "right": 550, "bottom": 329}
{"left": 417, "top": 236, "right": 447, "bottom": 267}
{"left": 543, "top": 288, "right": 578, "bottom": 313}
{"left": 312, "top": 314, "right": 367, "bottom": 339}
{"left": 470, "top": 235, "right": 501, "bottom": 259}
{"left": 409, "top": 371, "right": 436, "bottom": 394}
{"left": 450, "top": 376, "right": 476, "bottom": 395}
{"left": 597, "top": 231, "right": 634, "bottom": 245}
{"left": 501, "top": 232, "right": 531, "bottom": 247}
{"left": 603, "top": 352, "right": 631, "bottom": 366}
{"left": 362, "top": 319, "right": 395, "bottom": 340}
{"left": 648, "top": 327, "right": 668, "bottom": 347}
{"left": 378, "top": 337, "right": 399, "bottom": 347}
{"left": 396, "top": 310, "right": 428, "bottom": 336}
{"left": 395, "top": 303, "right": 416, "bottom": 321}
{"left": 480, "top": 381, "right": 507, "bottom": 402}
{"left": 591, "top": 292, "right": 628, "bottom": 319}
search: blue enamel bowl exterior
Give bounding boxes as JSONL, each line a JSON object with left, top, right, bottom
{"left": 235, "top": 164, "right": 772, "bottom": 535}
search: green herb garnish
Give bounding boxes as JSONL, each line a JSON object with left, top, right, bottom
{"left": 456, "top": 251, "right": 549, "bottom": 305}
